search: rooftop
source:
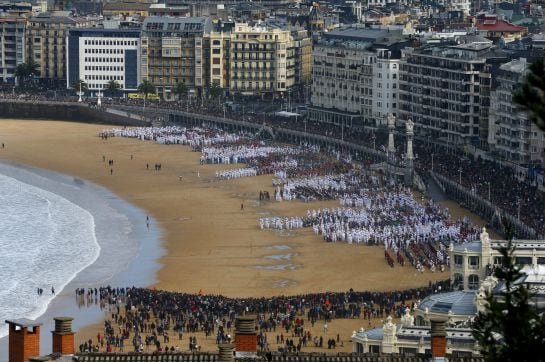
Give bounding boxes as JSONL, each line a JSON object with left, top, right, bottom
{"left": 417, "top": 290, "right": 477, "bottom": 316}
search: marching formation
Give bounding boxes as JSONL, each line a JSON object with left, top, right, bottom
{"left": 106, "top": 125, "right": 481, "bottom": 272}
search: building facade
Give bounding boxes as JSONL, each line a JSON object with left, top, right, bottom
{"left": 488, "top": 58, "right": 545, "bottom": 167}
{"left": 372, "top": 48, "right": 400, "bottom": 127}
{"left": 309, "top": 28, "right": 406, "bottom": 129}
{"left": 67, "top": 28, "right": 140, "bottom": 94}
{"left": 398, "top": 39, "right": 493, "bottom": 149}
{"left": 27, "top": 12, "right": 94, "bottom": 87}
{"left": 140, "top": 16, "right": 212, "bottom": 100}
{"left": 0, "top": 16, "right": 26, "bottom": 86}
{"left": 227, "top": 23, "right": 295, "bottom": 97}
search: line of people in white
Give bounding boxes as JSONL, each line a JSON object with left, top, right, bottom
{"left": 259, "top": 217, "right": 304, "bottom": 230}
{"left": 215, "top": 168, "right": 258, "bottom": 180}
{"left": 202, "top": 145, "right": 300, "bottom": 165}
{"left": 103, "top": 126, "right": 240, "bottom": 148}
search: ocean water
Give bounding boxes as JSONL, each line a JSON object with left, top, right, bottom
{"left": 0, "top": 161, "right": 163, "bottom": 356}
{"left": 0, "top": 173, "right": 100, "bottom": 338}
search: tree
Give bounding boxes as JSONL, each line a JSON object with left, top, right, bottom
{"left": 173, "top": 82, "right": 188, "bottom": 101}
{"left": 472, "top": 223, "right": 545, "bottom": 361}
{"left": 105, "top": 80, "right": 121, "bottom": 97}
{"left": 513, "top": 58, "right": 545, "bottom": 131}
{"left": 14, "top": 58, "right": 39, "bottom": 87}
{"left": 71, "top": 79, "right": 88, "bottom": 94}
{"left": 208, "top": 83, "right": 223, "bottom": 104}
{"left": 137, "top": 80, "right": 156, "bottom": 101}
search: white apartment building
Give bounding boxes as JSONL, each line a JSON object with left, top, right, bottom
{"left": 309, "top": 27, "right": 407, "bottom": 129}
{"left": 372, "top": 49, "right": 400, "bottom": 126}
{"left": 488, "top": 58, "right": 545, "bottom": 167}
{"left": 67, "top": 28, "right": 140, "bottom": 94}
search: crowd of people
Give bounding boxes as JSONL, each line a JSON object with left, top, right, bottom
{"left": 215, "top": 167, "right": 258, "bottom": 180}
{"left": 76, "top": 281, "right": 450, "bottom": 354}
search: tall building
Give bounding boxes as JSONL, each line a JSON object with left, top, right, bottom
{"left": 140, "top": 16, "right": 212, "bottom": 99}
{"left": 27, "top": 12, "right": 95, "bottom": 87}
{"left": 67, "top": 28, "right": 140, "bottom": 94}
{"left": 398, "top": 37, "right": 497, "bottom": 149}
{"left": 372, "top": 48, "right": 400, "bottom": 126}
{"left": 227, "top": 23, "right": 295, "bottom": 97}
{"left": 309, "top": 27, "right": 407, "bottom": 129}
{"left": 0, "top": 16, "right": 26, "bottom": 86}
{"left": 488, "top": 58, "right": 545, "bottom": 167}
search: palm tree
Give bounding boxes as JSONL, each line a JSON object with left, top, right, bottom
{"left": 208, "top": 83, "right": 223, "bottom": 104}
{"left": 173, "top": 82, "right": 188, "bottom": 101}
{"left": 514, "top": 58, "right": 545, "bottom": 131}
{"left": 105, "top": 80, "right": 121, "bottom": 97}
{"left": 14, "top": 58, "right": 39, "bottom": 87}
{"left": 137, "top": 80, "right": 156, "bottom": 101}
{"left": 71, "top": 79, "right": 88, "bottom": 94}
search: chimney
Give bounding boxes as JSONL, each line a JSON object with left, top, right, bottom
{"left": 5, "top": 319, "right": 42, "bottom": 362}
{"left": 234, "top": 315, "right": 257, "bottom": 357}
{"left": 430, "top": 318, "right": 447, "bottom": 361}
{"left": 51, "top": 317, "right": 75, "bottom": 355}
{"left": 218, "top": 343, "right": 235, "bottom": 362}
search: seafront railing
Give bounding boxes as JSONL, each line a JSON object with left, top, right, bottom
{"left": 430, "top": 172, "right": 540, "bottom": 239}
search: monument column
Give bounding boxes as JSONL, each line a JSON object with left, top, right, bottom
{"left": 387, "top": 113, "right": 395, "bottom": 154}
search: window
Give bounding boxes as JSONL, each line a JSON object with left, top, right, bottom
{"left": 468, "top": 256, "right": 479, "bottom": 269}
{"left": 213, "top": 58, "right": 220, "bottom": 64}
{"left": 212, "top": 49, "right": 221, "bottom": 54}
{"left": 454, "top": 255, "right": 463, "bottom": 266}
{"left": 468, "top": 274, "right": 479, "bottom": 290}
{"left": 453, "top": 273, "right": 464, "bottom": 289}
{"left": 515, "top": 257, "right": 532, "bottom": 266}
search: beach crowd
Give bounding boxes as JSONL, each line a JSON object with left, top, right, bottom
{"left": 76, "top": 281, "right": 450, "bottom": 354}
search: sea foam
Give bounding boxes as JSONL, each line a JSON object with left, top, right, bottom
{"left": 0, "top": 173, "right": 100, "bottom": 338}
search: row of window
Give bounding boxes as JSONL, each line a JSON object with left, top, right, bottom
{"left": 84, "top": 57, "right": 123, "bottom": 63}
{"left": 85, "top": 74, "right": 124, "bottom": 81}
{"left": 84, "top": 66, "right": 124, "bottom": 71}
{"left": 84, "top": 48, "right": 125, "bottom": 54}
{"left": 84, "top": 40, "right": 137, "bottom": 46}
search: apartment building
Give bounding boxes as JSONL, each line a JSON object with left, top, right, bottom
{"left": 488, "top": 58, "right": 545, "bottom": 167}
{"left": 309, "top": 27, "right": 407, "bottom": 129}
{"left": 140, "top": 16, "right": 212, "bottom": 99}
{"left": 372, "top": 48, "right": 400, "bottom": 126}
{"left": 27, "top": 12, "right": 95, "bottom": 87}
{"left": 0, "top": 16, "right": 26, "bottom": 86}
{"left": 67, "top": 28, "right": 140, "bottom": 94}
{"left": 228, "top": 23, "right": 295, "bottom": 97}
{"left": 398, "top": 38, "right": 496, "bottom": 148}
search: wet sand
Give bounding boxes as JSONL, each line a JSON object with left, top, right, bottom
{"left": 0, "top": 119, "right": 497, "bottom": 354}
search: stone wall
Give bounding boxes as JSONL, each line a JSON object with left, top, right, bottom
{"left": 0, "top": 100, "right": 149, "bottom": 127}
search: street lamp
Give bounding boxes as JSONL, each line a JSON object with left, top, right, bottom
{"left": 458, "top": 167, "right": 462, "bottom": 185}
{"left": 517, "top": 196, "right": 521, "bottom": 221}
{"left": 78, "top": 81, "right": 82, "bottom": 103}
{"left": 371, "top": 132, "right": 376, "bottom": 151}
{"left": 431, "top": 153, "right": 434, "bottom": 172}
{"left": 486, "top": 181, "right": 491, "bottom": 200}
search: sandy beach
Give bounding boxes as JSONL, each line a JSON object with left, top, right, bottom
{"left": 0, "top": 119, "right": 497, "bottom": 354}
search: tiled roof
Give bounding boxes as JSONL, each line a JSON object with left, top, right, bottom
{"left": 476, "top": 18, "right": 526, "bottom": 32}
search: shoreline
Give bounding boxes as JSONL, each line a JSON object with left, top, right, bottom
{"left": 0, "top": 160, "right": 163, "bottom": 355}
